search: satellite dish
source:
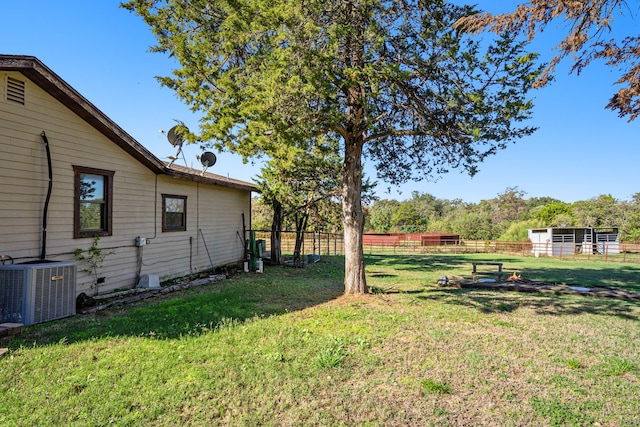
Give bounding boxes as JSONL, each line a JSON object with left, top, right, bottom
{"left": 165, "top": 125, "right": 188, "bottom": 168}
{"left": 167, "top": 125, "right": 186, "bottom": 147}
{"left": 200, "top": 152, "right": 217, "bottom": 167}
{"left": 199, "top": 151, "right": 217, "bottom": 175}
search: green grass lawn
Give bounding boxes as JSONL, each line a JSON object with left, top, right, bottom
{"left": 1, "top": 254, "right": 639, "bottom": 426}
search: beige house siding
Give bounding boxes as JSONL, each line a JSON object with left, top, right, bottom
{"left": 140, "top": 176, "right": 249, "bottom": 282}
{"left": 0, "top": 63, "right": 254, "bottom": 296}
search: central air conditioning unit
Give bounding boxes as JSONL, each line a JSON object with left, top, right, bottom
{"left": 0, "top": 261, "right": 76, "bottom": 326}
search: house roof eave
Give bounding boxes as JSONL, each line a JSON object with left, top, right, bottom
{"left": 1, "top": 54, "right": 259, "bottom": 192}
{"left": 0, "top": 54, "right": 166, "bottom": 174}
{"left": 163, "top": 164, "right": 258, "bottom": 192}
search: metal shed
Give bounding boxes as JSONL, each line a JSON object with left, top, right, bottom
{"left": 528, "top": 227, "right": 620, "bottom": 257}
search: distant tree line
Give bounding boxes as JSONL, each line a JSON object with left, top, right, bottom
{"left": 253, "top": 187, "right": 640, "bottom": 242}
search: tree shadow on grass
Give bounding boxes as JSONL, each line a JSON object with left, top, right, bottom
{"left": 364, "top": 253, "right": 640, "bottom": 320}
{"left": 365, "top": 254, "right": 467, "bottom": 272}
{"left": 9, "top": 258, "right": 346, "bottom": 348}
{"left": 514, "top": 264, "right": 640, "bottom": 293}
{"left": 364, "top": 253, "right": 524, "bottom": 273}
{"left": 365, "top": 253, "right": 640, "bottom": 292}
{"left": 418, "top": 287, "right": 640, "bottom": 321}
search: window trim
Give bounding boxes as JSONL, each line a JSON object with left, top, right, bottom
{"left": 73, "top": 165, "right": 114, "bottom": 239}
{"left": 162, "top": 194, "right": 187, "bottom": 232}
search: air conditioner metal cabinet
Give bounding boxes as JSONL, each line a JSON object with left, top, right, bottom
{"left": 0, "top": 261, "right": 76, "bottom": 325}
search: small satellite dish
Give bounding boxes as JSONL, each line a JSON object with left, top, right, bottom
{"left": 165, "top": 125, "right": 188, "bottom": 168}
{"left": 199, "top": 151, "right": 217, "bottom": 175}
{"left": 200, "top": 152, "right": 217, "bottom": 167}
{"left": 167, "top": 125, "right": 186, "bottom": 147}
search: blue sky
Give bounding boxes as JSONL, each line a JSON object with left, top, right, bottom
{"left": 2, "top": 1, "right": 638, "bottom": 204}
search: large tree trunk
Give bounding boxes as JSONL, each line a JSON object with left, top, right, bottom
{"left": 342, "top": 136, "right": 367, "bottom": 294}
{"left": 270, "top": 199, "right": 283, "bottom": 265}
{"left": 341, "top": 4, "right": 367, "bottom": 294}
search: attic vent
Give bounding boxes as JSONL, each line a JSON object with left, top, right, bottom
{"left": 6, "top": 76, "right": 26, "bottom": 105}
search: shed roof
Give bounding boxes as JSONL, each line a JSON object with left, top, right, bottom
{"left": 0, "top": 54, "right": 256, "bottom": 193}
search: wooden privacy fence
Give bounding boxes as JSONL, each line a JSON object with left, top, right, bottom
{"left": 252, "top": 230, "right": 640, "bottom": 265}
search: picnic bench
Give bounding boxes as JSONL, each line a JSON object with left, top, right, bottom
{"left": 472, "top": 262, "right": 503, "bottom": 282}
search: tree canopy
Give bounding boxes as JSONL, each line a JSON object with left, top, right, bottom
{"left": 255, "top": 137, "right": 342, "bottom": 264}
{"left": 356, "top": 189, "right": 640, "bottom": 242}
{"left": 124, "top": 0, "right": 543, "bottom": 293}
{"left": 456, "top": 0, "right": 640, "bottom": 121}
